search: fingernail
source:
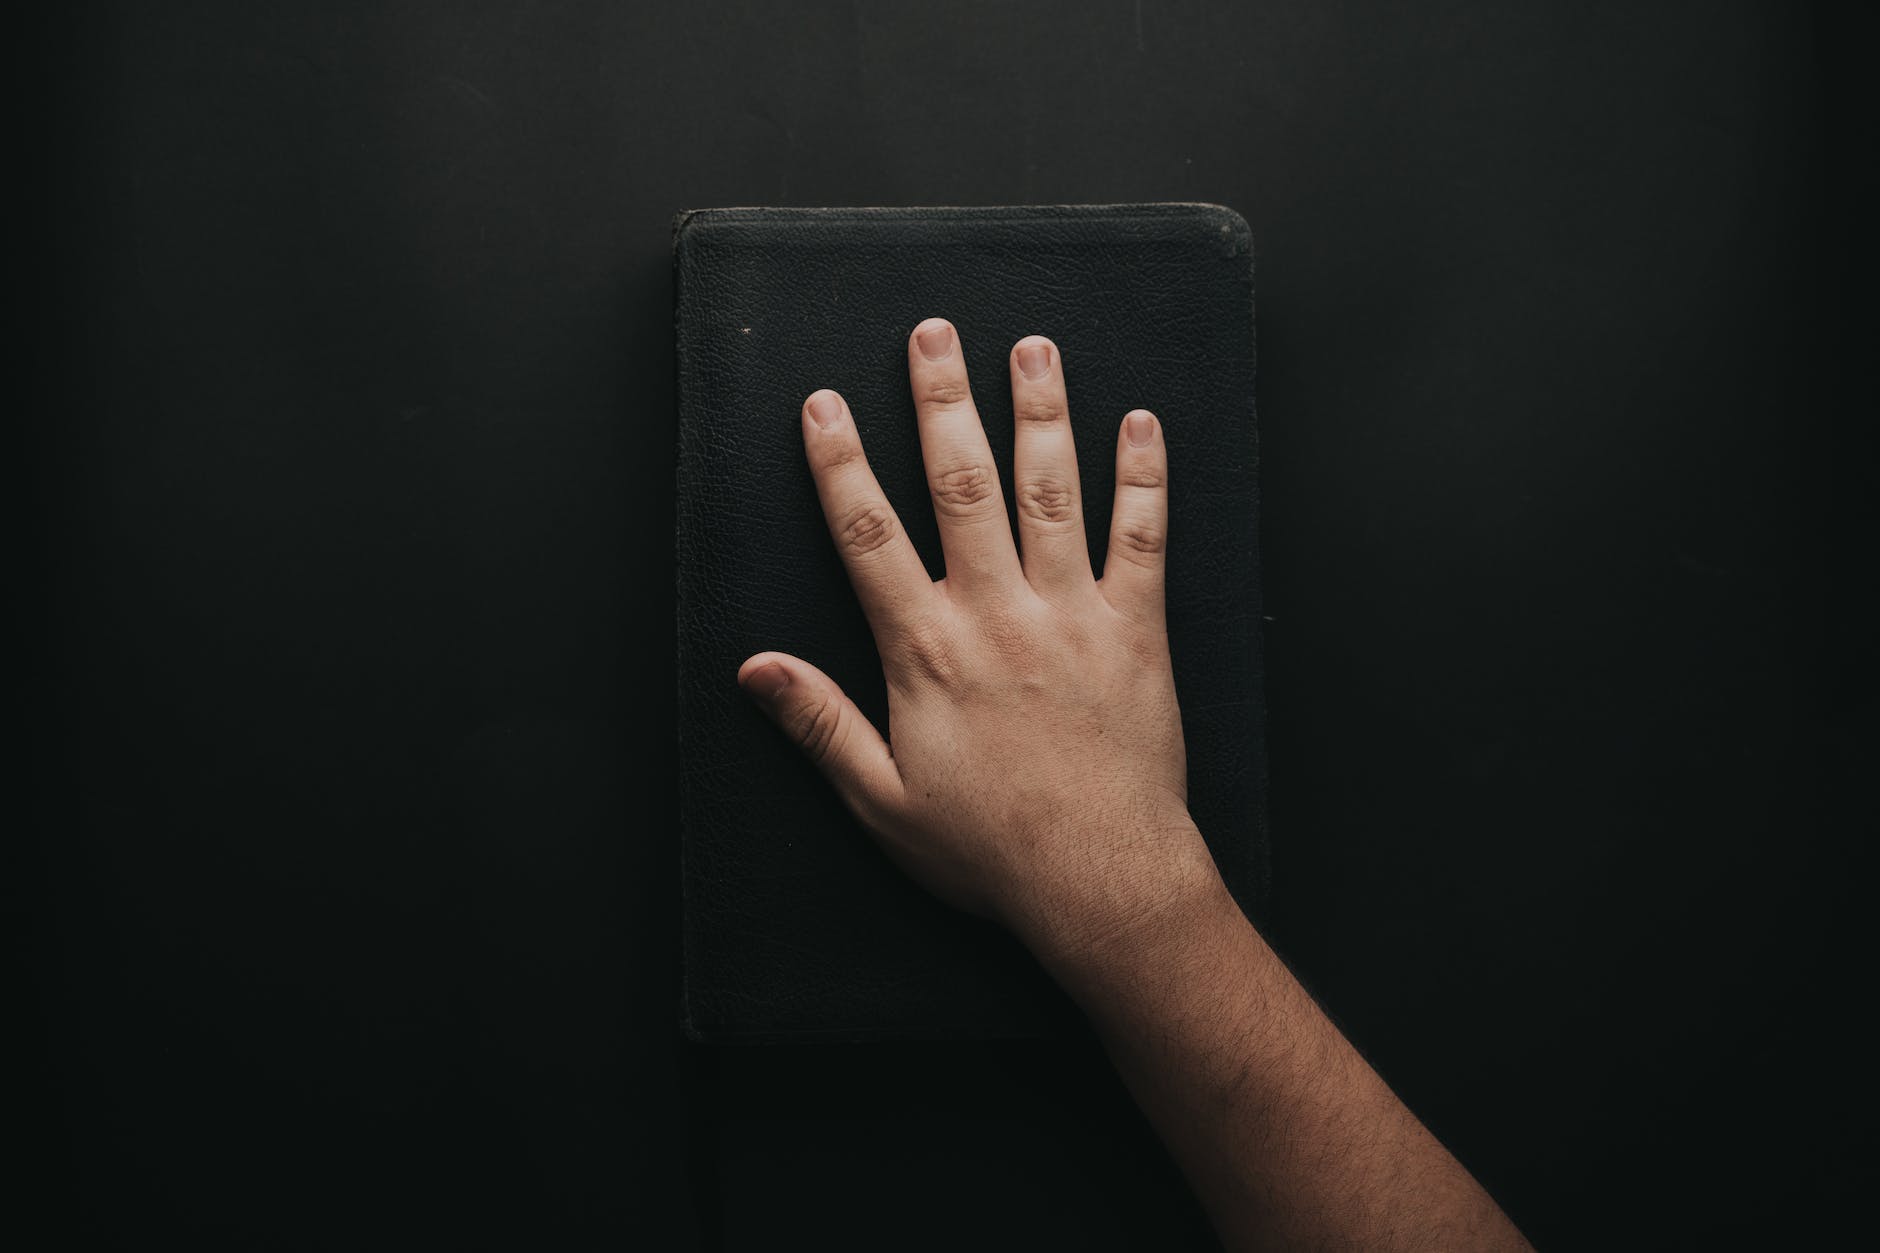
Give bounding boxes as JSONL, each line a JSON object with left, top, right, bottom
{"left": 744, "top": 663, "right": 791, "bottom": 699}
{"left": 1125, "top": 411, "right": 1156, "bottom": 447}
{"left": 915, "top": 321, "right": 953, "bottom": 361}
{"left": 1016, "top": 341, "right": 1051, "bottom": 380}
{"left": 806, "top": 391, "right": 842, "bottom": 429}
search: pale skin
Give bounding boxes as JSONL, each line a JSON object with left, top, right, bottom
{"left": 738, "top": 318, "right": 1531, "bottom": 1252}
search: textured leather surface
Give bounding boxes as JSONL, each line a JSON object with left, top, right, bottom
{"left": 676, "top": 204, "right": 1265, "bottom": 1042}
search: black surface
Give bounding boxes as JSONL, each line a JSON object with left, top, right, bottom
{"left": 676, "top": 205, "right": 1264, "bottom": 1042}
{"left": 25, "top": 1, "right": 1866, "bottom": 1248}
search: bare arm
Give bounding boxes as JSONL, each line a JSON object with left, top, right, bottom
{"left": 1036, "top": 852, "right": 1527, "bottom": 1251}
{"left": 738, "top": 319, "right": 1529, "bottom": 1251}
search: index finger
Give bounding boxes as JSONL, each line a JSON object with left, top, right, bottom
{"left": 801, "top": 389, "right": 938, "bottom": 639}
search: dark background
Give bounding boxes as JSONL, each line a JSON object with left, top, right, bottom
{"left": 25, "top": 1, "right": 1867, "bottom": 1248}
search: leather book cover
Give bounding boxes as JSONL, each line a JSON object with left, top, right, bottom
{"left": 675, "top": 204, "right": 1265, "bottom": 1042}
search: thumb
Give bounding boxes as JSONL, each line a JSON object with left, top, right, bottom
{"left": 738, "top": 652, "right": 904, "bottom": 819}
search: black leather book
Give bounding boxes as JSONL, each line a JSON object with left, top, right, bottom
{"left": 676, "top": 204, "right": 1265, "bottom": 1042}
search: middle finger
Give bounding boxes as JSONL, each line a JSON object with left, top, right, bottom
{"left": 906, "top": 318, "right": 1023, "bottom": 597}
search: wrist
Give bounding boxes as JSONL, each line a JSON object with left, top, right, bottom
{"left": 1015, "top": 817, "right": 1239, "bottom": 1002}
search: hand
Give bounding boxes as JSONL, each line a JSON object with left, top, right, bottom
{"left": 738, "top": 317, "right": 1223, "bottom": 965}
{"left": 739, "top": 319, "right": 1533, "bottom": 1252}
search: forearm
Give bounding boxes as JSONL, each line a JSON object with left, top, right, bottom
{"left": 1027, "top": 824, "right": 1530, "bottom": 1253}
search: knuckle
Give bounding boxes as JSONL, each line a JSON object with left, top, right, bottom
{"left": 930, "top": 462, "right": 997, "bottom": 515}
{"left": 918, "top": 378, "right": 974, "bottom": 408}
{"left": 1014, "top": 394, "right": 1065, "bottom": 426}
{"left": 1114, "top": 520, "right": 1166, "bottom": 559}
{"left": 818, "top": 439, "right": 866, "bottom": 472}
{"left": 836, "top": 501, "right": 899, "bottom": 557}
{"left": 1118, "top": 465, "right": 1166, "bottom": 490}
{"left": 1127, "top": 626, "right": 1171, "bottom": 666}
{"left": 896, "top": 620, "right": 961, "bottom": 688}
{"left": 1017, "top": 477, "right": 1077, "bottom": 524}
{"left": 977, "top": 602, "right": 1038, "bottom": 657}
{"left": 793, "top": 696, "right": 844, "bottom": 764}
